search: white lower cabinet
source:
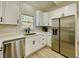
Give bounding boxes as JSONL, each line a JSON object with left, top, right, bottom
{"left": 0, "top": 51, "right": 3, "bottom": 58}
{"left": 25, "top": 36, "right": 39, "bottom": 57}
{"left": 25, "top": 33, "right": 52, "bottom": 57}
{"left": 47, "top": 33, "right": 52, "bottom": 47}
{"left": 25, "top": 34, "right": 46, "bottom": 57}
{"left": 32, "top": 36, "right": 40, "bottom": 52}
{"left": 40, "top": 34, "right": 47, "bottom": 47}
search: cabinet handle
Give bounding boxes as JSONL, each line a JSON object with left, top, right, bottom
{"left": 0, "top": 47, "right": 3, "bottom": 51}
{"left": 42, "top": 43, "right": 44, "bottom": 45}
{"left": 17, "top": 19, "right": 19, "bottom": 24}
{"left": 33, "top": 40, "right": 35, "bottom": 45}
{"left": 48, "top": 23, "right": 49, "bottom": 25}
{"left": 0, "top": 17, "right": 2, "bottom": 22}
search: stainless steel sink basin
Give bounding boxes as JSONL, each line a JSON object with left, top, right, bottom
{"left": 24, "top": 33, "right": 36, "bottom": 36}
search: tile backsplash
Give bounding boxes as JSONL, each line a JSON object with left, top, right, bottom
{"left": 0, "top": 24, "right": 19, "bottom": 36}
{"left": 0, "top": 24, "right": 52, "bottom": 36}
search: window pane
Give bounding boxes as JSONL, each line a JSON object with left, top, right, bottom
{"left": 21, "top": 14, "right": 34, "bottom": 30}
{"left": 28, "top": 16, "right": 33, "bottom": 22}
{"left": 25, "top": 16, "right": 29, "bottom": 21}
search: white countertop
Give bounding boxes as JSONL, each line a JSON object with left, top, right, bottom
{"left": 0, "top": 32, "right": 52, "bottom": 48}
{"left": 0, "top": 34, "right": 25, "bottom": 48}
{"left": 0, "top": 32, "right": 44, "bottom": 48}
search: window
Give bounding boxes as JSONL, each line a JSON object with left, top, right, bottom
{"left": 21, "top": 14, "right": 34, "bottom": 30}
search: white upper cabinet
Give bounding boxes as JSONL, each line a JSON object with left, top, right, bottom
{"left": 48, "top": 3, "right": 76, "bottom": 20}
{"left": 35, "top": 10, "right": 43, "bottom": 26}
{"left": 52, "top": 18, "right": 59, "bottom": 27}
{"left": 63, "top": 3, "right": 76, "bottom": 16}
{"left": 0, "top": 2, "right": 5, "bottom": 24}
{"left": 36, "top": 11, "right": 51, "bottom": 26}
{"left": 48, "top": 8, "right": 63, "bottom": 26}
{"left": 43, "top": 12, "right": 49, "bottom": 26}
{"left": 48, "top": 8, "right": 63, "bottom": 20}
{"left": 4, "top": 1, "right": 20, "bottom": 24}
{"left": 0, "top": 2, "right": 2, "bottom": 18}
{"left": 47, "top": 33, "right": 52, "bottom": 47}
{"left": 0, "top": 2, "right": 3, "bottom": 23}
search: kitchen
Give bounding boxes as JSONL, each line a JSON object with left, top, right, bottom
{"left": 0, "top": 1, "right": 79, "bottom": 58}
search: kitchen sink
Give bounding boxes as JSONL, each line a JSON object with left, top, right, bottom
{"left": 24, "top": 33, "right": 36, "bottom": 36}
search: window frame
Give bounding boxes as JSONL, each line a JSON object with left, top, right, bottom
{"left": 20, "top": 13, "right": 34, "bottom": 29}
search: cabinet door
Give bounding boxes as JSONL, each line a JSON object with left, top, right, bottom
{"left": 0, "top": 51, "right": 3, "bottom": 58}
{"left": 25, "top": 37, "right": 33, "bottom": 57}
{"left": 40, "top": 12, "right": 43, "bottom": 26}
{"left": 48, "top": 8, "right": 63, "bottom": 26}
{"left": 0, "top": 2, "right": 5, "bottom": 24}
{"left": 32, "top": 35, "right": 41, "bottom": 52}
{"left": 25, "top": 35, "right": 43, "bottom": 57}
{"left": 48, "top": 8, "right": 63, "bottom": 19}
{"left": 52, "top": 18, "right": 59, "bottom": 27}
{"left": 64, "top": 3, "right": 76, "bottom": 16}
{"left": 0, "top": 2, "right": 2, "bottom": 18}
{"left": 40, "top": 34, "right": 46, "bottom": 48}
{"left": 48, "top": 19, "right": 52, "bottom": 26}
{"left": 0, "top": 1, "right": 2, "bottom": 23}
{"left": 35, "top": 11, "right": 40, "bottom": 26}
{"left": 36, "top": 10, "right": 43, "bottom": 26}
{"left": 47, "top": 34, "right": 52, "bottom": 47}
{"left": 43, "top": 12, "right": 49, "bottom": 26}
{"left": 42, "top": 34, "right": 47, "bottom": 45}
{"left": 4, "top": 1, "right": 20, "bottom": 24}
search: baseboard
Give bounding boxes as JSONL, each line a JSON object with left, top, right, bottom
{"left": 46, "top": 45, "right": 51, "bottom": 48}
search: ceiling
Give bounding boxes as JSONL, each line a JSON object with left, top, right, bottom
{"left": 24, "top": 1, "right": 75, "bottom": 12}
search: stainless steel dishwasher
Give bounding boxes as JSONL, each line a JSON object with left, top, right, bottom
{"left": 3, "top": 37, "right": 25, "bottom": 58}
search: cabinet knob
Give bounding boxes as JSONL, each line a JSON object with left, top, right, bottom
{"left": 48, "top": 23, "right": 49, "bottom": 25}
{"left": 17, "top": 19, "right": 19, "bottom": 24}
{"left": 0, "top": 47, "right": 3, "bottom": 51}
{"left": 33, "top": 40, "right": 35, "bottom": 45}
{"left": 42, "top": 43, "right": 44, "bottom": 45}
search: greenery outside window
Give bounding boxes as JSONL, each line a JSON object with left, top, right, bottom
{"left": 21, "top": 14, "right": 34, "bottom": 30}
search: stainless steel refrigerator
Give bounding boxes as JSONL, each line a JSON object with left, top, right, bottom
{"left": 51, "top": 15, "right": 75, "bottom": 58}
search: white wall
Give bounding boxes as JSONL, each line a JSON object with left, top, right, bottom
{"left": 0, "top": 25, "right": 18, "bottom": 36}
{"left": 20, "top": 2, "right": 43, "bottom": 33}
